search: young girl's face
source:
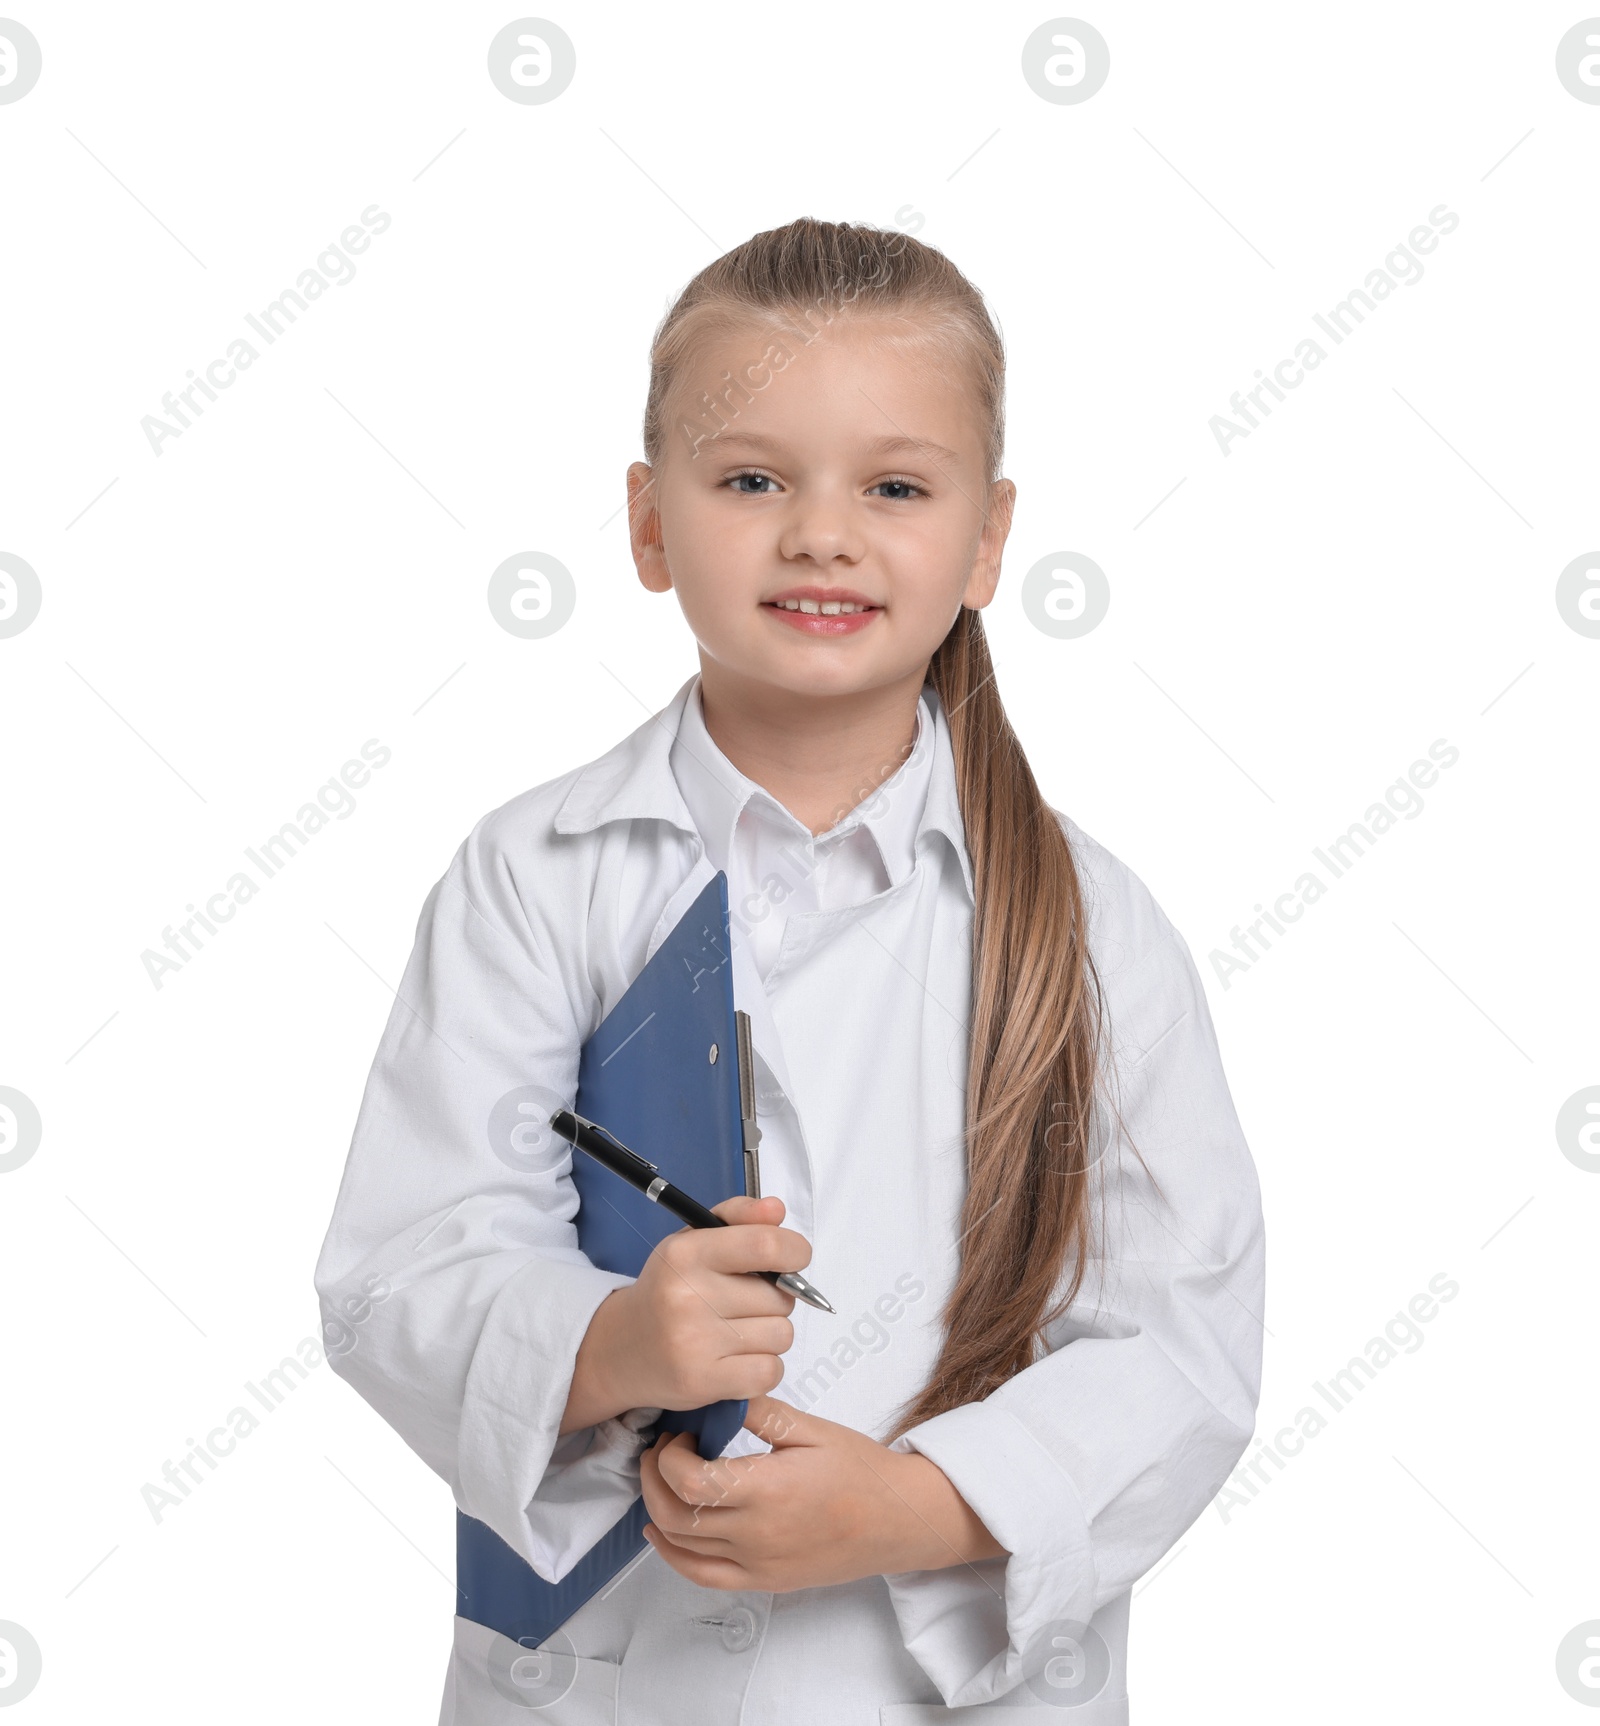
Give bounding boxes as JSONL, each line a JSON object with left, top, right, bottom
{"left": 628, "top": 312, "right": 1015, "bottom": 703}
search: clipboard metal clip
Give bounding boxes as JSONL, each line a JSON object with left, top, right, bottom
{"left": 735, "top": 1009, "right": 762, "bottom": 1199}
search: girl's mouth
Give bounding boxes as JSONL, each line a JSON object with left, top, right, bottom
{"left": 761, "top": 598, "right": 882, "bottom": 636}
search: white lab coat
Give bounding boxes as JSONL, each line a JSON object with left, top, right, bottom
{"left": 313, "top": 673, "right": 1266, "bottom": 1725}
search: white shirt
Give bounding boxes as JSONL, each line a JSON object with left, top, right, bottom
{"left": 670, "top": 675, "right": 934, "bottom": 983}
{"left": 312, "top": 671, "right": 1266, "bottom": 1725}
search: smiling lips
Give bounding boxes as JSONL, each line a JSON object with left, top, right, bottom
{"left": 762, "top": 586, "right": 882, "bottom": 635}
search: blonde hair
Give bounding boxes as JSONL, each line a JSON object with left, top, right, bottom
{"left": 643, "top": 219, "right": 1003, "bottom": 482}
{"left": 642, "top": 218, "right": 1120, "bottom": 1439}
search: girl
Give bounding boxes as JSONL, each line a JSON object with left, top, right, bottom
{"left": 313, "top": 218, "right": 1265, "bottom": 1725}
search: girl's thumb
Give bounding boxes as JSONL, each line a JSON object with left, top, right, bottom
{"left": 741, "top": 1393, "right": 809, "bottom": 1448}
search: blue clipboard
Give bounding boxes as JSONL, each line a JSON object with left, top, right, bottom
{"left": 456, "top": 870, "right": 755, "bottom": 1645}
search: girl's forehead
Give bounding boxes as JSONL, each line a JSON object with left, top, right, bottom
{"left": 684, "top": 308, "right": 945, "bottom": 371}
{"left": 670, "top": 311, "right": 987, "bottom": 459}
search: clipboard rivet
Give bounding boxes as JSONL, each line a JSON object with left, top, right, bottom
{"left": 708, "top": 1042, "right": 719, "bottom": 1063}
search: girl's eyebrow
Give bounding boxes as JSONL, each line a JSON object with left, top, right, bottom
{"left": 708, "top": 431, "right": 962, "bottom": 464}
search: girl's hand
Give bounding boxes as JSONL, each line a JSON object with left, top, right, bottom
{"left": 597, "top": 1196, "right": 807, "bottom": 1417}
{"left": 638, "top": 1394, "right": 985, "bottom": 1592}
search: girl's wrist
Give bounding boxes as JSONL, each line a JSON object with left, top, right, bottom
{"left": 558, "top": 1286, "right": 637, "bottom": 1435}
{"left": 881, "top": 1449, "right": 1008, "bottom": 1573}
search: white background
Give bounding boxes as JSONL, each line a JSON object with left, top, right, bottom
{"left": 2, "top": 2, "right": 1596, "bottom": 1720}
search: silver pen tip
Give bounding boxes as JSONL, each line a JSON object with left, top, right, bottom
{"left": 780, "top": 1272, "right": 834, "bottom": 1313}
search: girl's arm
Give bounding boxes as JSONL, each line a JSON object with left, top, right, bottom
{"left": 876, "top": 838, "right": 1266, "bottom": 1710}
{"left": 311, "top": 804, "right": 660, "bottom": 1585}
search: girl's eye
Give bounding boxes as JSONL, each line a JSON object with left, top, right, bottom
{"left": 722, "top": 472, "right": 926, "bottom": 499}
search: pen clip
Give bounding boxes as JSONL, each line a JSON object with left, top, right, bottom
{"left": 565, "top": 1110, "right": 658, "bottom": 1173}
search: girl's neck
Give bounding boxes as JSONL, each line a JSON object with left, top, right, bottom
{"left": 695, "top": 662, "right": 926, "bottom": 838}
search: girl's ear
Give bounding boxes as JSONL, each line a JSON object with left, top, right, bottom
{"left": 963, "top": 477, "right": 1017, "bottom": 609}
{"left": 628, "top": 461, "right": 672, "bottom": 593}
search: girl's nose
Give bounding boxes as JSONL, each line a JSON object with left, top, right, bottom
{"left": 776, "top": 492, "right": 866, "bottom": 566}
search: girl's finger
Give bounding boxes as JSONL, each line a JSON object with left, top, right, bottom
{"left": 643, "top": 1531, "right": 748, "bottom": 1592}
{"left": 643, "top": 1481, "right": 738, "bottom": 1544}
{"left": 656, "top": 1441, "right": 736, "bottom": 1507}
{"left": 644, "top": 1518, "right": 737, "bottom": 1556}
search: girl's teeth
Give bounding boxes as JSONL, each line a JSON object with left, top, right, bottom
{"left": 777, "top": 598, "right": 869, "bottom": 614}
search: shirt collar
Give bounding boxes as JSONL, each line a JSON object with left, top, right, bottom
{"left": 553, "top": 672, "right": 975, "bottom": 906}
{"left": 671, "top": 673, "right": 934, "bottom": 890}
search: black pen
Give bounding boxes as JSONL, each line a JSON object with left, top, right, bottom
{"left": 549, "top": 1108, "right": 835, "bottom": 1314}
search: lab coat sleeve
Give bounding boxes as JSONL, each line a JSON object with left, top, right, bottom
{"left": 879, "top": 882, "right": 1266, "bottom": 1708}
{"left": 311, "top": 807, "right": 660, "bottom": 1584}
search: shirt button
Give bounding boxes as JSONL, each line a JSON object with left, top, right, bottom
{"left": 720, "top": 1605, "right": 757, "bottom": 1652}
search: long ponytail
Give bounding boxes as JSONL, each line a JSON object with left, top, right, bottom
{"left": 890, "top": 605, "right": 1111, "bottom": 1434}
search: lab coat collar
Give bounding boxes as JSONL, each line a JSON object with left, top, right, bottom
{"left": 552, "top": 673, "right": 975, "bottom": 907}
